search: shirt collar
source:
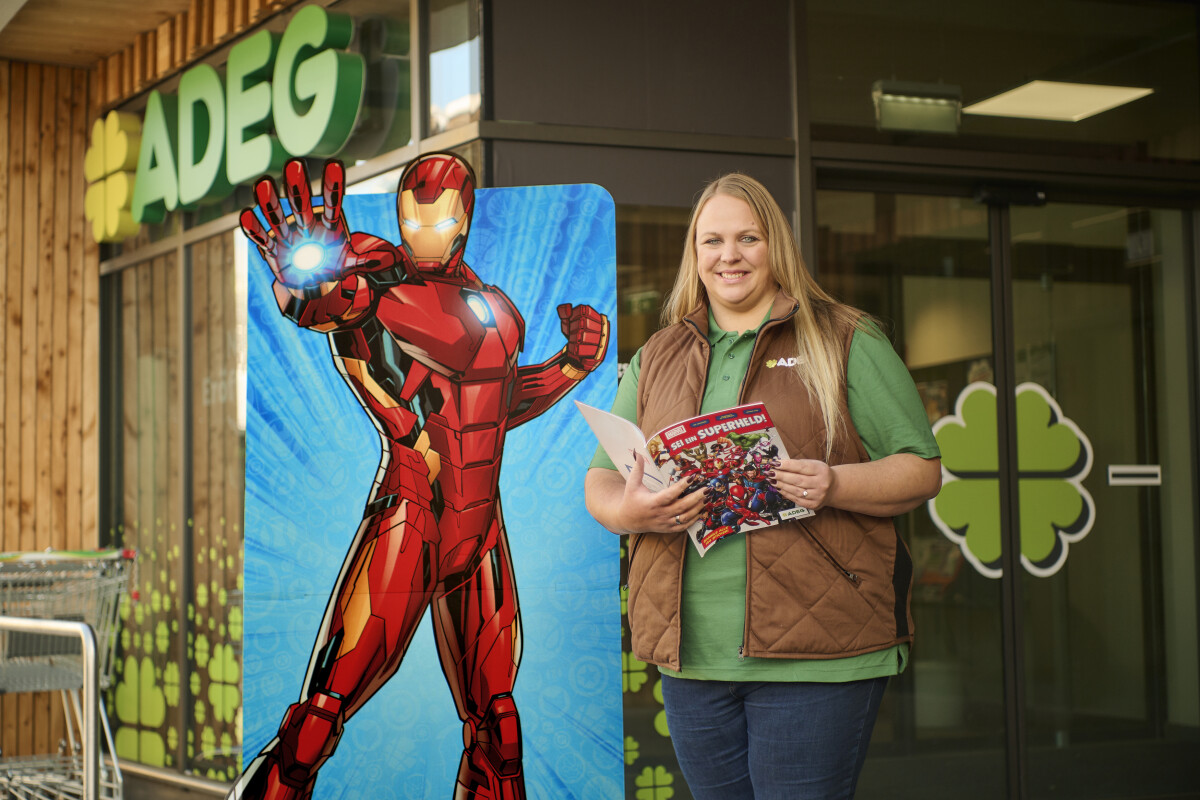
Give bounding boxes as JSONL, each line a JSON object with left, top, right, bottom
{"left": 706, "top": 306, "right": 773, "bottom": 345}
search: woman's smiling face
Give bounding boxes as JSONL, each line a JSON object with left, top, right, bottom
{"left": 694, "top": 194, "right": 780, "bottom": 330}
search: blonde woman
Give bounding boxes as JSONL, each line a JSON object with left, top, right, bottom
{"left": 584, "top": 174, "right": 941, "bottom": 799}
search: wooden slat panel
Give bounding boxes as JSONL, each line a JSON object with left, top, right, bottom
{"left": 31, "top": 66, "right": 55, "bottom": 758}
{"left": 0, "top": 59, "right": 19, "bottom": 761}
{"left": 65, "top": 68, "right": 87, "bottom": 549}
{"left": 2, "top": 62, "right": 23, "bottom": 547}
{"left": 45, "top": 65, "right": 74, "bottom": 756}
{"left": 0, "top": 1, "right": 196, "bottom": 69}
{"left": 157, "top": 19, "right": 175, "bottom": 76}
{"left": 0, "top": 62, "right": 9, "bottom": 550}
{"left": 50, "top": 66, "right": 72, "bottom": 552}
{"left": 17, "top": 63, "right": 40, "bottom": 758}
{"left": 18, "top": 63, "right": 38, "bottom": 552}
{"left": 0, "top": 61, "right": 98, "bottom": 757}
{"left": 132, "top": 33, "right": 146, "bottom": 90}
{"left": 80, "top": 67, "right": 100, "bottom": 545}
{"left": 233, "top": 0, "right": 249, "bottom": 30}
{"left": 105, "top": 52, "right": 121, "bottom": 107}
{"left": 35, "top": 62, "right": 57, "bottom": 564}
{"left": 174, "top": 11, "right": 189, "bottom": 70}
{"left": 213, "top": 0, "right": 233, "bottom": 42}
{"left": 122, "top": 44, "right": 135, "bottom": 97}
{"left": 188, "top": 0, "right": 201, "bottom": 59}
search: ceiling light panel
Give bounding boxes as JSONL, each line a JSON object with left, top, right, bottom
{"left": 963, "top": 80, "right": 1153, "bottom": 122}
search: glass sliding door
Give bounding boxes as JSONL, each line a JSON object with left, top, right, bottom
{"left": 1009, "top": 203, "right": 1199, "bottom": 798}
{"left": 815, "top": 189, "right": 1200, "bottom": 800}
{"left": 817, "top": 191, "right": 1008, "bottom": 799}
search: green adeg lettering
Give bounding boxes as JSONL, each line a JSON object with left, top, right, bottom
{"left": 131, "top": 5, "right": 368, "bottom": 224}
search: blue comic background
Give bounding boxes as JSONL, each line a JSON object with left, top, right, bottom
{"left": 243, "top": 184, "right": 620, "bottom": 799}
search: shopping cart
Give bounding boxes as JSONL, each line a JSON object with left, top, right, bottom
{"left": 0, "top": 549, "right": 137, "bottom": 800}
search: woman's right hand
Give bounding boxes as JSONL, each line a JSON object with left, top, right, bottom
{"left": 585, "top": 455, "right": 708, "bottom": 535}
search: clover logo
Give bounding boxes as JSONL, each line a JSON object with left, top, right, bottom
{"left": 208, "top": 642, "right": 242, "bottom": 724}
{"left": 114, "top": 654, "right": 169, "bottom": 766}
{"left": 623, "top": 651, "right": 650, "bottom": 693}
{"left": 624, "top": 735, "right": 640, "bottom": 766}
{"left": 83, "top": 110, "right": 142, "bottom": 243}
{"left": 928, "top": 382, "right": 1094, "bottom": 578}
{"left": 634, "top": 765, "right": 676, "bottom": 800}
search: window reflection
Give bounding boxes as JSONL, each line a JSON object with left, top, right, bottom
{"left": 614, "top": 206, "right": 691, "bottom": 365}
{"left": 428, "top": 0, "right": 481, "bottom": 134}
{"left": 807, "top": 0, "right": 1200, "bottom": 162}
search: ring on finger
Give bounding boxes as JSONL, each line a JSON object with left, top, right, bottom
{"left": 802, "top": 489, "right": 809, "bottom": 498}
{"left": 674, "top": 514, "right": 681, "bottom": 525}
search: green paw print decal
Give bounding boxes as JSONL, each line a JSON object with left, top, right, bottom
{"left": 83, "top": 111, "right": 142, "bottom": 243}
{"left": 929, "top": 382, "right": 1094, "bottom": 578}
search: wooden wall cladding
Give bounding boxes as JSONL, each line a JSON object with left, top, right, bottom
{"left": 94, "top": 0, "right": 301, "bottom": 109}
{"left": 0, "top": 60, "right": 101, "bottom": 758}
{"left": 0, "top": 0, "right": 298, "bottom": 766}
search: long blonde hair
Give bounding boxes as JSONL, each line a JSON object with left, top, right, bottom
{"left": 662, "top": 173, "right": 864, "bottom": 458}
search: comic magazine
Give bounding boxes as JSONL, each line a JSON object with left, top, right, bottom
{"left": 576, "top": 401, "right": 813, "bottom": 556}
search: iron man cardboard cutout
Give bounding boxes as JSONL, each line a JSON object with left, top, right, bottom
{"left": 238, "top": 155, "right": 620, "bottom": 799}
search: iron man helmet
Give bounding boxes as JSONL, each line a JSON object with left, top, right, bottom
{"left": 396, "top": 152, "right": 476, "bottom": 272}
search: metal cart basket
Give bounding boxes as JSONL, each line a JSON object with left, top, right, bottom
{"left": 0, "top": 549, "right": 136, "bottom": 800}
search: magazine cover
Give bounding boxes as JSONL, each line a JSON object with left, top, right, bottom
{"left": 578, "top": 402, "right": 813, "bottom": 556}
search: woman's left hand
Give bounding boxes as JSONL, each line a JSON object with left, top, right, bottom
{"left": 770, "top": 458, "right": 836, "bottom": 510}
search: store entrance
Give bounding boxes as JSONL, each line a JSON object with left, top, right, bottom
{"left": 815, "top": 188, "right": 1199, "bottom": 800}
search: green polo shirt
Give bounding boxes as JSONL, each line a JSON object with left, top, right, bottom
{"left": 591, "top": 311, "right": 940, "bottom": 682}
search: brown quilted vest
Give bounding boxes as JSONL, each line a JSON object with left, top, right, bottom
{"left": 627, "top": 293, "right": 915, "bottom": 670}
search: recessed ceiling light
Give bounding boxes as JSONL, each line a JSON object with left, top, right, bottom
{"left": 963, "top": 80, "right": 1153, "bottom": 122}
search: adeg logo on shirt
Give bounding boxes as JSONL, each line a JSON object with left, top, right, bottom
{"left": 766, "top": 357, "right": 798, "bottom": 368}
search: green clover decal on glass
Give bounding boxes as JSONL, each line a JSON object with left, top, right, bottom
{"left": 634, "top": 765, "right": 676, "bottom": 800}
{"left": 928, "top": 381, "right": 1094, "bottom": 578}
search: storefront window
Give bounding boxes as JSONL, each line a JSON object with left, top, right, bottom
{"left": 614, "top": 206, "right": 690, "bottom": 365}
{"left": 807, "top": 0, "right": 1200, "bottom": 163}
{"left": 184, "top": 231, "right": 247, "bottom": 780}
{"left": 101, "top": 230, "right": 247, "bottom": 781}
{"left": 105, "top": 253, "right": 187, "bottom": 772}
{"left": 427, "top": 0, "right": 481, "bottom": 134}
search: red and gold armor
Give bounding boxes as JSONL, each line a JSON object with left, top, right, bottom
{"left": 232, "top": 153, "right": 609, "bottom": 800}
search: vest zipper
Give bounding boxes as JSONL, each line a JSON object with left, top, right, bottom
{"left": 628, "top": 532, "right": 644, "bottom": 573}
{"left": 729, "top": 303, "right": 799, "bottom": 665}
{"left": 799, "top": 520, "right": 862, "bottom": 586}
{"left": 737, "top": 303, "right": 801, "bottom": 662}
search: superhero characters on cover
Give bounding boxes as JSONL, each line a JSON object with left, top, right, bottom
{"left": 231, "top": 153, "right": 609, "bottom": 800}
{"left": 693, "top": 433, "right": 789, "bottom": 539}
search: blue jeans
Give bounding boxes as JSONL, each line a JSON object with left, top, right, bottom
{"left": 659, "top": 675, "right": 888, "bottom": 800}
